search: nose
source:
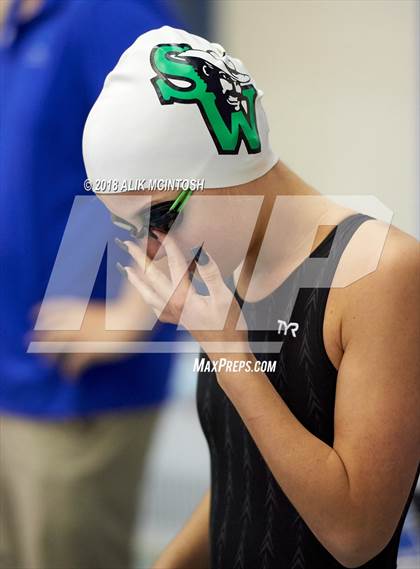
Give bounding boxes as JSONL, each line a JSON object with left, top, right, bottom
{"left": 142, "top": 233, "right": 167, "bottom": 260}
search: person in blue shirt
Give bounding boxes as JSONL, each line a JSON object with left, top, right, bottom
{"left": 0, "top": 1, "right": 180, "bottom": 567}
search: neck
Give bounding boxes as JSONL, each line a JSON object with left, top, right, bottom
{"left": 233, "top": 160, "right": 353, "bottom": 299}
{"left": 249, "top": 161, "right": 332, "bottom": 260}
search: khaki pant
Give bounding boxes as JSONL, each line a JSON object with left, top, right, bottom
{"left": 0, "top": 407, "right": 160, "bottom": 569}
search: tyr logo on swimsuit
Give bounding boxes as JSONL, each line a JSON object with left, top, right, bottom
{"left": 277, "top": 320, "right": 299, "bottom": 338}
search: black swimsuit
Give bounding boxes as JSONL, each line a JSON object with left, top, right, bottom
{"left": 196, "top": 214, "right": 419, "bottom": 569}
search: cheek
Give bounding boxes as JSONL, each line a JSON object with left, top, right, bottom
{"left": 146, "top": 237, "right": 164, "bottom": 260}
{"left": 130, "top": 233, "right": 163, "bottom": 261}
{"left": 185, "top": 224, "right": 243, "bottom": 276}
{"left": 164, "top": 210, "right": 246, "bottom": 274}
{"left": 208, "top": 240, "right": 243, "bottom": 277}
{"left": 144, "top": 228, "right": 243, "bottom": 276}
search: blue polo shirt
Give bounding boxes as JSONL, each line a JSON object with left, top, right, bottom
{"left": 0, "top": 0, "right": 180, "bottom": 418}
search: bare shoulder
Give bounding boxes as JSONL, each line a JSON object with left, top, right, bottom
{"left": 333, "top": 218, "right": 418, "bottom": 290}
{"left": 335, "top": 219, "right": 419, "bottom": 345}
{"left": 324, "top": 220, "right": 419, "bottom": 364}
{"left": 375, "top": 222, "right": 419, "bottom": 269}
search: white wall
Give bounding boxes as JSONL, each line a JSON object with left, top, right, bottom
{"left": 213, "top": 0, "right": 419, "bottom": 237}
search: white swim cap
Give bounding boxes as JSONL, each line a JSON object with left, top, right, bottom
{"left": 82, "top": 25, "right": 278, "bottom": 190}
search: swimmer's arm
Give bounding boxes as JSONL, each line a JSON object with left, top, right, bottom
{"left": 214, "top": 234, "right": 420, "bottom": 568}
{"left": 152, "top": 489, "right": 211, "bottom": 569}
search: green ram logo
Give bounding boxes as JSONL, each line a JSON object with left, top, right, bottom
{"left": 150, "top": 43, "right": 261, "bottom": 155}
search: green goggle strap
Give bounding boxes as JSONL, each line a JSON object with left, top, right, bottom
{"left": 169, "top": 189, "right": 192, "bottom": 213}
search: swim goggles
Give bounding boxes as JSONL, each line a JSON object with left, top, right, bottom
{"left": 110, "top": 189, "right": 192, "bottom": 239}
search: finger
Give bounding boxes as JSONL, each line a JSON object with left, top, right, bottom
{"left": 124, "top": 265, "right": 166, "bottom": 314}
{"left": 154, "top": 230, "right": 190, "bottom": 294}
{"left": 123, "top": 241, "right": 172, "bottom": 299}
{"left": 193, "top": 247, "right": 226, "bottom": 296}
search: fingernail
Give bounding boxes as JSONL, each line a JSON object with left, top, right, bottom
{"left": 116, "top": 262, "right": 127, "bottom": 277}
{"left": 191, "top": 245, "right": 209, "bottom": 265}
{"left": 191, "top": 245, "right": 203, "bottom": 262}
{"left": 130, "top": 228, "right": 140, "bottom": 238}
{"left": 115, "top": 237, "right": 129, "bottom": 251}
{"left": 198, "top": 249, "right": 209, "bottom": 265}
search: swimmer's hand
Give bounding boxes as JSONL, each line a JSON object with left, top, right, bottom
{"left": 120, "top": 230, "right": 250, "bottom": 357}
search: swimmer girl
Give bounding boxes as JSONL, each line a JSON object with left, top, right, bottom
{"left": 83, "top": 26, "right": 420, "bottom": 569}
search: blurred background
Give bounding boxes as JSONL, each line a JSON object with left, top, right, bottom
{"left": 0, "top": 1, "right": 418, "bottom": 568}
